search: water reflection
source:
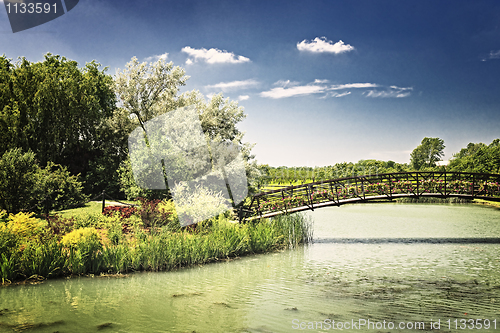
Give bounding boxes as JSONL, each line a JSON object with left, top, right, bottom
{"left": 1, "top": 203, "right": 500, "bottom": 332}
{"left": 315, "top": 237, "right": 500, "bottom": 243}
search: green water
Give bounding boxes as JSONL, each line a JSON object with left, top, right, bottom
{"left": 1, "top": 203, "right": 499, "bottom": 332}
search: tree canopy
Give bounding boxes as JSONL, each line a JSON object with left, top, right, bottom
{"left": 0, "top": 54, "right": 116, "bottom": 167}
{"left": 449, "top": 139, "right": 500, "bottom": 174}
{"left": 114, "top": 57, "right": 260, "bottom": 199}
{"left": 410, "top": 137, "right": 445, "bottom": 170}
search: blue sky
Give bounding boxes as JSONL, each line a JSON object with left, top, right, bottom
{"left": 1, "top": 0, "right": 500, "bottom": 167}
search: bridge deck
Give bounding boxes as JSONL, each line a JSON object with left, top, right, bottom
{"left": 239, "top": 172, "right": 500, "bottom": 221}
{"left": 246, "top": 193, "right": 500, "bottom": 220}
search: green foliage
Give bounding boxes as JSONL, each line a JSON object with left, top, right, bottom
{"left": 0, "top": 53, "right": 123, "bottom": 197}
{"left": 72, "top": 213, "right": 107, "bottom": 229}
{"left": 115, "top": 57, "right": 260, "bottom": 199}
{"left": 0, "top": 148, "right": 38, "bottom": 213}
{"left": 61, "top": 227, "right": 103, "bottom": 274}
{"left": 117, "top": 158, "right": 155, "bottom": 200}
{"left": 1, "top": 207, "right": 312, "bottom": 282}
{"left": 137, "top": 198, "right": 178, "bottom": 230}
{"left": 0, "top": 148, "right": 87, "bottom": 213}
{"left": 449, "top": 139, "right": 500, "bottom": 174}
{"left": 0, "top": 54, "right": 115, "bottom": 162}
{"left": 410, "top": 137, "right": 445, "bottom": 170}
{"left": 33, "top": 162, "right": 88, "bottom": 213}
{"left": 83, "top": 107, "right": 136, "bottom": 196}
{"left": 260, "top": 160, "right": 409, "bottom": 187}
{"left": 0, "top": 212, "right": 59, "bottom": 282}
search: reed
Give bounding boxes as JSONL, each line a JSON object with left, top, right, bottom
{"left": 1, "top": 212, "right": 313, "bottom": 283}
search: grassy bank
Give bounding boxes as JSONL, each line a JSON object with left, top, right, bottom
{"left": 473, "top": 198, "right": 500, "bottom": 209}
{"left": 395, "top": 196, "right": 500, "bottom": 209}
{"left": 0, "top": 209, "right": 312, "bottom": 284}
{"left": 395, "top": 197, "right": 473, "bottom": 204}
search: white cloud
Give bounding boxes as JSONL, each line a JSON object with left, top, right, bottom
{"left": 238, "top": 95, "right": 250, "bottom": 101}
{"left": 482, "top": 50, "right": 500, "bottom": 61}
{"left": 364, "top": 86, "right": 413, "bottom": 98}
{"left": 297, "top": 37, "right": 355, "bottom": 54}
{"left": 182, "top": 46, "right": 250, "bottom": 64}
{"left": 273, "top": 80, "right": 300, "bottom": 88}
{"left": 330, "top": 83, "right": 378, "bottom": 90}
{"left": 144, "top": 52, "right": 169, "bottom": 62}
{"left": 205, "top": 79, "right": 259, "bottom": 92}
{"left": 327, "top": 91, "right": 352, "bottom": 98}
{"left": 260, "top": 85, "right": 326, "bottom": 99}
{"left": 260, "top": 80, "right": 411, "bottom": 99}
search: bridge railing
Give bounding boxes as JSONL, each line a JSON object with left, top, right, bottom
{"left": 241, "top": 172, "right": 500, "bottom": 220}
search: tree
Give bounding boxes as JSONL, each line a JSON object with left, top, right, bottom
{"left": 0, "top": 54, "right": 118, "bottom": 196}
{"left": 0, "top": 148, "right": 86, "bottom": 214}
{"left": 0, "top": 149, "right": 39, "bottom": 213}
{"left": 410, "top": 137, "right": 445, "bottom": 170}
{"left": 114, "top": 56, "right": 188, "bottom": 131}
{"left": 448, "top": 139, "right": 500, "bottom": 174}
{"left": 115, "top": 57, "right": 261, "bottom": 199}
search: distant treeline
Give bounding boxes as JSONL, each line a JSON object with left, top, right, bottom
{"left": 258, "top": 139, "right": 500, "bottom": 186}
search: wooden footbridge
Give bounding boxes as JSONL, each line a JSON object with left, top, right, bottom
{"left": 238, "top": 172, "right": 500, "bottom": 221}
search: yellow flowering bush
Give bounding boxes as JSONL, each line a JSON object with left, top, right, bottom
{"left": 61, "top": 227, "right": 101, "bottom": 249}
{"left": 61, "top": 227, "right": 103, "bottom": 274}
{"left": 0, "top": 212, "right": 48, "bottom": 252}
{"left": 1, "top": 212, "right": 46, "bottom": 240}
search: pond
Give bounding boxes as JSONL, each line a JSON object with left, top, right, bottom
{"left": 1, "top": 203, "right": 499, "bottom": 332}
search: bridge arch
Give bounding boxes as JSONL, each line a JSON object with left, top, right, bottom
{"left": 239, "top": 172, "right": 500, "bottom": 221}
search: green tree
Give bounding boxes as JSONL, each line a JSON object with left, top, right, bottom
{"left": 410, "top": 137, "right": 445, "bottom": 170}
{"left": 0, "top": 149, "right": 39, "bottom": 213}
{"left": 448, "top": 139, "right": 500, "bottom": 174}
{"left": 0, "top": 54, "right": 120, "bottom": 196}
{"left": 115, "top": 57, "right": 261, "bottom": 199}
{"left": 0, "top": 148, "right": 86, "bottom": 214}
{"left": 114, "top": 56, "right": 188, "bottom": 130}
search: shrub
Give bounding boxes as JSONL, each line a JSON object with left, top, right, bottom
{"left": 44, "top": 214, "right": 75, "bottom": 236}
{"left": 0, "top": 148, "right": 88, "bottom": 214}
{"left": 1, "top": 212, "right": 47, "bottom": 241}
{"left": 117, "top": 159, "right": 155, "bottom": 200}
{"left": 172, "top": 184, "right": 231, "bottom": 226}
{"left": 0, "top": 212, "right": 54, "bottom": 282}
{"left": 33, "top": 162, "right": 88, "bottom": 213}
{"left": 102, "top": 205, "right": 137, "bottom": 219}
{"left": 61, "top": 227, "right": 101, "bottom": 248}
{"left": 0, "top": 149, "right": 39, "bottom": 213}
{"left": 61, "top": 227, "right": 103, "bottom": 274}
{"left": 137, "top": 198, "right": 174, "bottom": 229}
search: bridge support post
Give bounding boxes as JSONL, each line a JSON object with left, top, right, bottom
{"left": 388, "top": 175, "right": 392, "bottom": 199}
{"left": 416, "top": 173, "right": 419, "bottom": 197}
{"left": 472, "top": 174, "right": 475, "bottom": 198}
{"left": 444, "top": 172, "right": 447, "bottom": 196}
{"left": 361, "top": 178, "right": 365, "bottom": 200}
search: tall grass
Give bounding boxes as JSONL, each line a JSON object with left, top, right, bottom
{"left": 1, "top": 213, "right": 313, "bottom": 283}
